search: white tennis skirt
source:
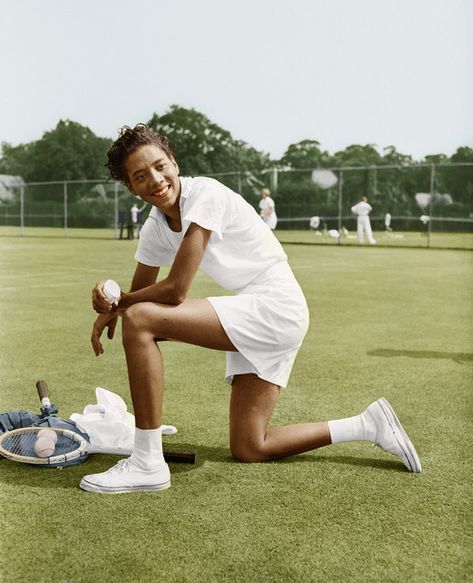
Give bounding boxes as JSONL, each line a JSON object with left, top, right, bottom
{"left": 207, "top": 261, "right": 309, "bottom": 387}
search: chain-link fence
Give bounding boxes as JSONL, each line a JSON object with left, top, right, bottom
{"left": 0, "top": 163, "right": 471, "bottom": 248}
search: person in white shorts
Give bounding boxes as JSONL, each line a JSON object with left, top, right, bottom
{"left": 259, "top": 187, "right": 277, "bottom": 230}
{"left": 351, "top": 196, "right": 377, "bottom": 244}
{"left": 81, "top": 124, "right": 421, "bottom": 494}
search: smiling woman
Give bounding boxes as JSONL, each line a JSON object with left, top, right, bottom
{"left": 81, "top": 123, "right": 421, "bottom": 495}
{"left": 125, "top": 144, "right": 182, "bottom": 229}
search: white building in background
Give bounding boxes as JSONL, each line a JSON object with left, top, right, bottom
{"left": 0, "top": 175, "right": 24, "bottom": 202}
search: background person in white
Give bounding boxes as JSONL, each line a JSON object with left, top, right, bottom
{"left": 384, "top": 212, "right": 392, "bottom": 232}
{"left": 351, "top": 196, "right": 377, "bottom": 245}
{"left": 83, "top": 124, "right": 420, "bottom": 494}
{"left": 259, "top": 188, "right": 277, "bottom": 230}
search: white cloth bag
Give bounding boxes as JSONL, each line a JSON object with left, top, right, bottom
{"left": 69, "top": 387, "right": 176, "bottom": 452}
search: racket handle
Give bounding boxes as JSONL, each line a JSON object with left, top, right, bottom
{"left": 163, "top": 450, "right": 196, "bottom": 464}
{"left": 36, "top": 380, "right": 51, "bottom": 409}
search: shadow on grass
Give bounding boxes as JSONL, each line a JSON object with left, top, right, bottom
{"left": 368, "top": 348, "right": 473, "bottom": 364}
{"left": 189, "top": 444, "right": 407, "bottom": 473}
{"left": 0, "top": 442, "right": 407, "bottom": 490}
{"left": 0, "top": 444, "right": 202, "bottom": 491}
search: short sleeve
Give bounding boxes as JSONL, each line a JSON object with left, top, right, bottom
{"left": 134, "top": 217, "right": 175, "bottom": 267}
{"left": 181, "top": 178, "right": 229, "bottom": 241}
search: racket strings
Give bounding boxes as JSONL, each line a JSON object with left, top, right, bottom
{"left": 2, "top": 430, "right": 80, "bottom": 458}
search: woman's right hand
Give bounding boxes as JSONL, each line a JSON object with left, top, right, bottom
{"left": 92, "top": 280, "right": 113, "bottom": 314}
{"left": 91, "top": 312, "right": 118, "bottom": 356}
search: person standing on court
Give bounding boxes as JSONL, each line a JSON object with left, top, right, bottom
{"left": 82, "top": 124, "right": 420, "bottom": 494}
{"left": 259, "top": 187, "right": 277, "bottom": 230}
{"left": 351, "top": 196, "right": 376, "bottom": 245}
{"left": 384, "top": 212, "right": 392, "bottom": 232}
{"left": 129, "top": 203, "right": 139, "bottom": 239}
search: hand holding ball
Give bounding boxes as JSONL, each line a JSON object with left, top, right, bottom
{"left": 103, "top": 279, "right": 121, "bottom": 306}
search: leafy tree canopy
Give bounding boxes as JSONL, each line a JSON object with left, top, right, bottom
{"left": 331, "top": 144, "right": 382, "bottom": 167}
{"left": 148, "top": 105, "right": 271, "bottom": 175}
{"left": 0, "top": 120, "right": 111, "bottom": 182}
{"left": 279, "top": 140, "right": 331, "bottom": 169}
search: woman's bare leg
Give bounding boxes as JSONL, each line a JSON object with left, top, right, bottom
{"left": 229, "top": 374, "right": 331, "bottom": 462}
{"left": 121, "top": 299, "right": 236, "bottom": 429}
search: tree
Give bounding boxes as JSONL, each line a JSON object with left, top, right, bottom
{"left": 0, "top": 120, "right": 111, "bottom": 183}
{"left": 148, "top": 105, "right": 270, "bottom": 176}
{"left": 278, "top": 140, "right": 331, "bottom": 169}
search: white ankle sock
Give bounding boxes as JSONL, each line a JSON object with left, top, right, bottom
{"left": 328, "top": 412, "right": 375, "bottom": 444}
{"left": 130, "top": 427, "right": 165, "bottom": 470}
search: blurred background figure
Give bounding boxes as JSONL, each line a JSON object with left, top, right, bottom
{"left": 118, "top": 209, "right": 126, "bottom": 240}
{"left": 259, "top": 187, "right": 277, "bottom": 230}
{"left": 351, "top": 196, "right": 376, "bottom": 245}
{"left": 384, "top": 211, "right": 392, "bottom": 232}
{"left": 129, "top": 203, "right": 139, "bottom": 239}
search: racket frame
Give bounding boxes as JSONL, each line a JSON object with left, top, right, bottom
{"left": 0, "top": 426, "right": 88, "bottom": 467}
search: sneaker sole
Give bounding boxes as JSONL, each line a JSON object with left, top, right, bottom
{"left": 79, "top": 478, "right": 171, "bottom": 494}
{"left": 377, "top": 398, "right": 422, "bottom": 473}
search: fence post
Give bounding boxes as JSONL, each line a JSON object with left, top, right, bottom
{"left": 63, "top": 182, "right": 68, "bottom": 237}
{"left": 114, "top": 181, "right": 119, "bottom": 238}
{"left": 20, "top": 185, "right": 24, "bottom": 236}
{"left": 428, "top": 164, "right": 435, "bottom": 249}
{"left": 337, "top": 170, "right": 343, "bottom": 245}
{"left": 271, "top": 168, "right": 278, "bottom": 192}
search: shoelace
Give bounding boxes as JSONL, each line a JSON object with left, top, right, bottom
{"left": 106, "top": 458, "right": 132, "bottom": 474}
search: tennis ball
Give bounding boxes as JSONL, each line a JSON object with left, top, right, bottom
{"left": 103, "top": 279, "right": 121, "bottom": 304}
{"left": 34, "top": 437, "right": 56, "bottom": 458}
{"left": 37, "top": 428, "right": 58, "bottom": 444}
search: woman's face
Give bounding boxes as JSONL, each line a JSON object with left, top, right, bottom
{"left": 125, "top": 144, "right": 181, "bottom": 212}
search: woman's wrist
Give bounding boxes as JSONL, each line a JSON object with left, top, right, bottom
{"left": 116, "top": 291, "right": 132, "bottom": 312}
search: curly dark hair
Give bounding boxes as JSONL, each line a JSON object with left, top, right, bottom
{"left": 105, "top": 123, "right": 176, "bottom": 182}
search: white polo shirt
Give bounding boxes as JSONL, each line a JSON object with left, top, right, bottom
{"left": 259, "top": 196, "right": 277, "bottom": 230}
{"left": 135, "top": 177, "right": 287, "bottom": 291}
{"left": 351, "top": 201, "right": 373, "bottom": 216}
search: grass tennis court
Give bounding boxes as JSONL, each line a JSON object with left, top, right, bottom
{"left": 1, "top": 235, "right": 472, "bottom": 583}
{"left": 1, "top": 225, "right": 472, "bottom": 250}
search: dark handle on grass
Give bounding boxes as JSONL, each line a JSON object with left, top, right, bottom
{"left": 163, "top": 450, "right": 196, "bottom": 464}
{"left": 36, "top": 380, "right": 49, "bottom": 400}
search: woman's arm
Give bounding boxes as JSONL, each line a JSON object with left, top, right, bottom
{"left": 91, "top": 262, "right": 160, "bottom": 313}
{"left": 118, "top": 223, "right": 211, "bottom": 310}
{"left": 130, "top": 262, "right": 160, "bottom": 292}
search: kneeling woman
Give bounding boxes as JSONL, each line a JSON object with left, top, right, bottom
{"left": 82, "top": 124, "right": 421, "bottom": 494}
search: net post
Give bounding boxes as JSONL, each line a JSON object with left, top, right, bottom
{"left": 428, "top": 164, "right": 435, "bottom": 248}
{"left": 337, "top": 170, "right": 343, "bottom": 245}
{"left": 114, "top": 181, "right": 119, "bottom": 239}
{"left": 64, "top": 182, "right": 68, "bottom": 237}
{"left": 20, "top": 185, "right": 24, "bottom": 236}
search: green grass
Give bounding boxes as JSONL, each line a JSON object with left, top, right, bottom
{"left": 1, "top": 224, "right": 472, "bottom": 250}
{"left": 0, "top": 236, "right": 472, "bottom": 583}
{"left": 275, "top": 230, "right": 473, "bottom": 250}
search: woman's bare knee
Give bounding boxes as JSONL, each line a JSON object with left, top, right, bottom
{"left": 122, "top": 303, "right": 161, "bottom": 344}
{"left": 230, "top": 440, "right": 269, "bottom": 463}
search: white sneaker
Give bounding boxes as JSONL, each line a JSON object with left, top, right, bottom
{"left": 80, "top": 458, "right": 171, "bottom": 494}
{"left": 364, "top": 398, "right": 422, "bottom": 473}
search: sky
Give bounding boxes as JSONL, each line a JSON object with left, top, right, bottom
{"left": 1, "top": 0, "right": 472, "bottom": 160}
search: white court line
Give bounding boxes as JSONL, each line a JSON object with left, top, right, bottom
{"left": 0, "top": 267, "right": 104, "bottom": 281}
{"left": 0, "top": 282, "right": 83, "bottom": 292}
